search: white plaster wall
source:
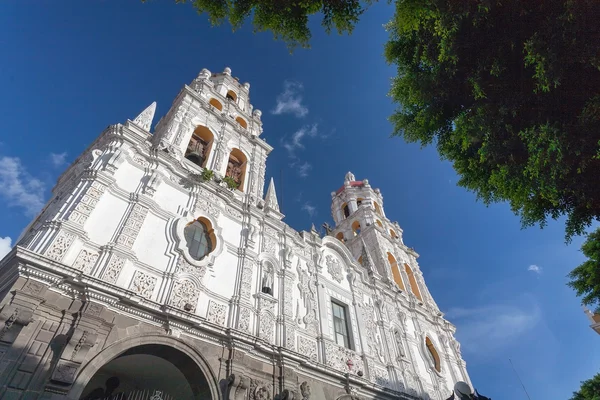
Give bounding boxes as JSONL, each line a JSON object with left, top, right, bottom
{"left": 85, "top": 192, "right": 128, "bottom": 245}
{"left": 114, "top": 161, "right": 145, "bottom": 193}
{"left": 218, "top": 215, "right": 243, "bottom": 246}
{"left": 204, "top": 250, "right": 238, "bottom": 299}
{"left": 153, "top": 183, "right": 189, "bottom": 215}
{"left": 133, "top": 212, "right": 170, "bottom": 272}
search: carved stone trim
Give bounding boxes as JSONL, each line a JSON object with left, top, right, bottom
{"left": 45, "top": 230, "right": 75, "bottom": 262}
{"left": 73, "top": 249, "right": 99, "bottom": 274}
{"left": 207, "top": 300, "right": 227, "bottom": 326}
{"left": 115, "top": 203, "right": 149, "bottom": 248}
{"left": 129, "top": 270, "right": 157, "bottom": 299}
{"left": 102, "top": 255, "right": 125, "bottom": 284}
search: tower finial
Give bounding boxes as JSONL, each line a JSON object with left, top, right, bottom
{"left": 132, "top": 102, "right": 157, "bottom": 132}
{"left": 345, "top": 171, "right": 355, "bottom": 182}
{"left": 264, "top": 178, "right": 280, "bottom": 212}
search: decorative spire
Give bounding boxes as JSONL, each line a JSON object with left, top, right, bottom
{"left": 264, "top": 178, "right": 280, "bottom": 212}
{"left": 310, "top": 223, "right": 318, "bottom": 234}
{"left": 360, "top": 238, "right": 375, "bottom": 274}
{"left": 132, "top": 102, "right": 156, "bottom": 131}
{"left": 345, "top": 171, "right": 355, "bottom": 182}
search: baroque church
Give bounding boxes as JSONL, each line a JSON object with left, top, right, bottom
{"left": 0, "top": 67, "right": 472, "bottom": 400}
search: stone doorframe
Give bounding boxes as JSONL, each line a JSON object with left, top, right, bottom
{"left": 66, "top": 333, "right": 221, "bottom": 400}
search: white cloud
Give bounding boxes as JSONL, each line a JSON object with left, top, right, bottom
{"left": 0, "top": 156, "right": 46, "bottom": 216}
{"left": 272, "top": 81, "right": 308, "bottom": 117}
{"left": 0, "top": 236, "right": 12, "bottom": 259}
{"left": 50, "top": 152, "right": 68, "bottom": 167}
{"left": 445, "top": 302, "right": 540, "bottom": 355}
{"left": 528, "top": 264, "right": 542, "bottom": 274}
{"left": 297, "top": 161, "right": 312, "bottom": 178}
{"left": 282, "top": 124, "right": 319, "bottom": 156}
{"left": 302, "top": 202, "right": 316, "bottom": 217}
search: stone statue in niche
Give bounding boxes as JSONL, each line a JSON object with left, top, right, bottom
{"left": 394, "top": 329, "right": 405, "bottom": 358}
{"left": 261, "top": 262, "right": 274, "bottom": 295}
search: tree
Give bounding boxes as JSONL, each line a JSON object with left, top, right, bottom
{"left": 568, "top": 229, "right": 600, "bottom": 311}
{"left": 173, "top": 0, "right": 375, "bottom": 49}
{"left": 384, "top": 0, "right": 600, "bottom": 241}
{"left": 570, "top": 372, "right": 600, "bottom": 400}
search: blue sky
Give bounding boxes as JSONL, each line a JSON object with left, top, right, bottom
{"left": 1, "top": 1, "right": 598, "bottom": 398}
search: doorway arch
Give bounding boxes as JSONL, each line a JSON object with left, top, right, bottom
{"left": 70, "top": 334, "right": 220, "bottom": 400}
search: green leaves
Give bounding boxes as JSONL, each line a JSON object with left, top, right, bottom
{"left": 570, "top": 371, "right": 600, "bottom": 400}
{"left": 184, "top": 0, "right": 374, "bottom": 50}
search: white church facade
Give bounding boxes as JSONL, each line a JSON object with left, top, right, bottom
{"left": 0, "top": 68, "right": 471, "bottom": 400}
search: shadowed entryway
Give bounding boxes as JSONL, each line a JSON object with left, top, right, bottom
{"left": 79, "top": 344, "right": 212, "bottom": 400}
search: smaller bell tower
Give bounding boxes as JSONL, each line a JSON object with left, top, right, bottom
{"left": 329, "top": 172, "right": 437, "bottom": 309}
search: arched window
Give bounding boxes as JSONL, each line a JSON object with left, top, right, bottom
{"left": 404, "top": 263, "right": 423, "bottom": 301}
{"left": 374, "top": 202, "right": 382, "bottom": 216}
{"left": 336, "top": 232, "right": 345, "bottom": 243}
{"left": 356, "top": 198, "right": 364, "bottom": 207}
{"left": 226, "top": 90, "right": 237, "bottom": 102}
{"left": 235, "top": 117, "right": 247, "bottom": 129}
{"left": 185, "top": 125, "right": 214, "bottom": 168}
{"left": 184, "top": 218, "right": 215, "bottom": 261}
{"left": 390, "top": 229, "right": 398, "bottom": 239}
{"left": 376, "top": 220, "right": 383, "bottom": 228}
{"left": 225, "top": 148, "right": 248, "bottom": 191}
{"left": 426, "top": 337, "right": 441, "bottom": 372}
{"left": 351, "top": 221, "right": 361, "bottom": 236}
{"left": 342, "top": 203, "right": 350, "bottom": 218}
{"left": 209, "top": 98, "right": 223, "bottom": 111}
{"left": 387, "top": 253, "right": 405, "bottom": 291}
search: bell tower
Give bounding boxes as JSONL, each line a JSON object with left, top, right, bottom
{"left": 330, "top": 172, "right": 439, "bottom": 310}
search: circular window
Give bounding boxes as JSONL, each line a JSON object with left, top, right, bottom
{"left": 184, "top": 219, "right": 213, "bottom": 261}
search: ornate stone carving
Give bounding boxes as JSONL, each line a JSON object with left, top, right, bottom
{"left": 298, "top": 336, "right": 317, "bottom": 361}
{"left": 207, "top": 301, "right": 227, "bottom": 326}
{"left": 324, "top": 342, "right": 364, "bottom": 373}
{"left": 259, "top": 310, "right": 275, "bottom": 342}
{"left": 325, "top": 255, "right": 343, "bottom": 283}
{"left": 169, "top": 279, "right": 200, "bottom": 312}
{"left": 129, "top": 270, "right": 157, "bottom": 299}
{"left": 51, "top": 361, "right": 78, "bottom": 384}
{"left": 262, "top": 262, "right": 275, "bottom": 295}
{"left": 176, "top": 255, "right": 207, "bottom": 282}
{"left": 102, "top": 255, "right": 125, "bottom": 284}
{"left": 240, "top": 262, "right": 254, "bottom": 301}
{"left": 133, "top": 155, "right": 151, "bottom": 168}
{"left": 263, "top": 236, "right": 276, "bottom": 255}
{"left": 73, "top": 249, "right": 99, "bottom": 274}
{"left": 225, "top": 205, "right": 243, "bottom": 219}
{"left": 86, "top": 303, "right": 103, "bottom": 317}
{"left": 22, "top": 280, "right": 44, "bottom": 296}
{"left": 283, "top": 277, "right": 293, "bottom": 316}
{"left": 68, "top": 181, "right": 106, "bottom": 225}
{"left": 300, "top": 381, "right": 311, "bottom": 400}
{"left": 132, "top": 102, "right": 156, "bottom": 131}
{"left": 238, "top": 307, "right": 251, "bottom": 333}
{"left": 361, "top": 302, "right": 378, "bottom": 357}
{"left": 393, "top": 328, "right": 405, "bottom": 359}
{"left": 372, "top": 367, "right": 391, "bottom": 388}
{"left": 116, "top": 203, "right": 149, "bottom": 248}
{"left": 196, "top": 198, "right": 221, "bottom": 218}
{"left": 285, "top": 325, "right": 296, "bottom": 351}
{"left": 45, "top": 231, "right": 75, "bottom": 262}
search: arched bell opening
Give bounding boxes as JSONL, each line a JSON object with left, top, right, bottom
{"left": 185, "top": 126, "right": 214, "bottom": 168}
{"left": 79, "top": 344, "right": 212, "bottom": 400}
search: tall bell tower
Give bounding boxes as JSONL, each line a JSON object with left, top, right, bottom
{"left": 330, "top": 172, "right": 440, "bottom": 311}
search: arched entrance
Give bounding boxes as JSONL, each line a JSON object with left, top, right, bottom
{"left": 71, "top": 335, "right": 219, "bottom": 400}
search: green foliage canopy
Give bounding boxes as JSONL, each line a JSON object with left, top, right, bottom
{"left": 179, "top": 0, "right": 375, "bottom": 49}
{"left": 384, "top": 0, "right": 600, "bottom": 241}
{"left": 569, "top": 228, "right": 600, "bottom": 310}
{"left": 570, "top": 372, "right": 600, "bottom": 400}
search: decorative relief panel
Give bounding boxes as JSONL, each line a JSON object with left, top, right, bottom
{"left": 372, "top": 367, "right": 391, "bottom": 388}
{"left": 239, "top": 262, "right": 254, "bottom": 301}
{"left": 116, "top": 203, "right": 149, "bottom": 248}
{"left": 169, "top": 279, "right": 200, "bottom": 312}
{"left": 361, "top": 302, "right": 378, "bottom": 356}
{"left": 176, "top": 255, "right": 207, "bottom": 282}
{"left": 298, "top": 336, "right": 317, "bottom": 361}
{"left": 259, "top": 310, "right": 275, "bottom": 343}
{"left": 285, "top": 325, "right": 296, "bottom": 351}
{"left": 207, "top": 301, "right": 227, "bottom": 326}
{"left": 238, "top": 307, "right": 251, "bottom": 333}
{"left": 73, "top": 249, "right": 99, "bottom": 274}
{"left": 196, "top": 198, "right": 221, "bottom": 218}
{"left": 102, "top": 255, "right": 125, "bottom": 284}
{"left": 324, "top": 342, "right": 364, "bottom": 374}
{"left": 283, "top": 277, "right": 294, "bottom": 317}
{"left": 129, "top": 270, "right": 157, "bottom": 299}
{"left": 224, "top": 205, "right": 242, "bottom": 219}
{"left": 264, "top": 225, "right": 278, "bottom": 237}
{"left": 325, "top": 255, "right": 344, "bottom": 283}
{"left": 45, "top": 231, "right": 75, "bottom": 262}
{"left": 263, "top": 236, "right": 277, "bottom": 255}
{"left": 68, "top": 181, "right": 106, "bottom": 225}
